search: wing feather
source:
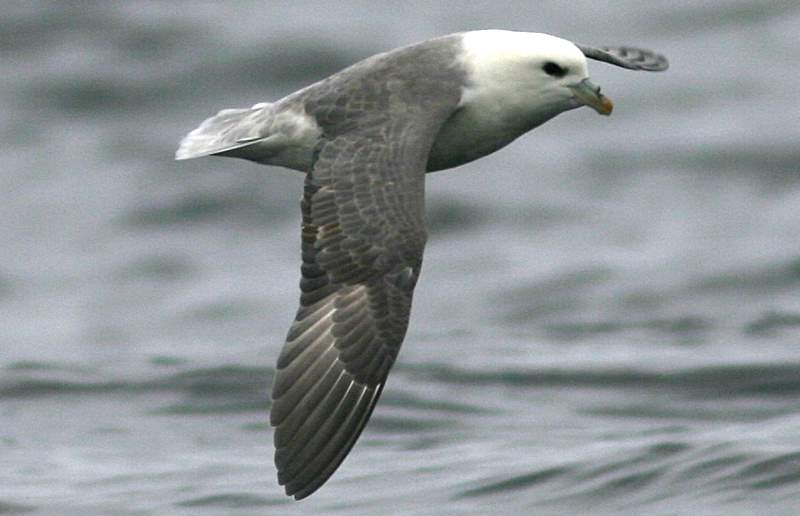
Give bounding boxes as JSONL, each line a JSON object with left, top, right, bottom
{"left": 578, "top": 44, "right": 669, "bottom": 71}
{"left": 269, "top": 37, "right": 464, "bottom": 499}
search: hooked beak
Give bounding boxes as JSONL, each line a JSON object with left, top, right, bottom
{"left": 569, "top": 78, "right": 613, "bottom": 116}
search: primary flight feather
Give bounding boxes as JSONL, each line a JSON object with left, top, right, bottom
{"left": 176, "top": 29, "right": 668, "bottom": 500}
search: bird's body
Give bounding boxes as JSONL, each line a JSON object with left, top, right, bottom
{"left": 178, "top": 33, "right": 465, "bottom": 171}
{"left": 176, "top": 30, "right": 668, "bottom": 500}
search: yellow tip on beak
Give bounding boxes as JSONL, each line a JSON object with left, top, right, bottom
{"left": 597, "top": 96, "right": 614, "bottom": 116}
{"left": 569, "top": 79, "right": 613, "bottom": 116}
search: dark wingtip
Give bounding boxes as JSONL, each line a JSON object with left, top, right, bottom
{"left": 578, "top": 44, "right": 669, "bottom": 72}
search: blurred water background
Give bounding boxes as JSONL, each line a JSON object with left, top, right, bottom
{"left": 2, "top": 1, "right": 800, "bottom": 514}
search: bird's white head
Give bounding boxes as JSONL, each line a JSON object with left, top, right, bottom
{"left": 459, "top": 30, "right": 613, "bottom": 127}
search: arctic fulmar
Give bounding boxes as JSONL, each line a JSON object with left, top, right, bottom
{"left": 176, "top": 30, "right": 668, "bottom": 500}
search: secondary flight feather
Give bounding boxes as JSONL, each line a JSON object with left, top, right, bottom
{"left": 176, "top": 29, "right": 668, "bottom": 500}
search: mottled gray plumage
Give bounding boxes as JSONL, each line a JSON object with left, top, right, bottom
{"left": 265, "top": 36, "right": 465, "bottom": 498}
{"left": 176, "top": 30, "right": 668, "bottom": 500}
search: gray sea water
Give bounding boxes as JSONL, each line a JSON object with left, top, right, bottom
{"left": 2, "top": 2, "right": 800, "bottom": 514}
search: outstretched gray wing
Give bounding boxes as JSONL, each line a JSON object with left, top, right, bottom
{"left": 269, "top": 39, "right": 464, "bottom": 500}
{"left": 577, "top": 44, "right": 669, "bottom": 71}
{"left": 271, "top": 132, "right": 424, "bottom": 500}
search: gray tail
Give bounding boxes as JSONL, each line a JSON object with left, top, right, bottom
{"left": 175, "top": 103, "right": 274, "bottom": 160}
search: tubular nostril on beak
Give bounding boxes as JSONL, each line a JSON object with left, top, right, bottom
{"left": 568, "top": 78, "right": 613, "bottom": 116}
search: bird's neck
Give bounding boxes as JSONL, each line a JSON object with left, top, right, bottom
{"left": 426, "top": 91, "right": 568, "bottom": 172}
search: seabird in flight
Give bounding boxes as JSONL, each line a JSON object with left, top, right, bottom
{"left": 176, "top": 29, "right": 668, "bottom": 500}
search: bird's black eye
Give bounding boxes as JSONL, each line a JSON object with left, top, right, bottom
{"left": 542, "top": 61, "right": 567, "bottom": 77}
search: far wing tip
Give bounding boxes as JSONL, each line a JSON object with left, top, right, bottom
{"left": 578, "top": 44, "right": 669, "bottom": 72}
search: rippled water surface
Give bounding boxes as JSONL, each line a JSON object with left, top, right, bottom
{"left": 2, "top": 2, "right": 800, "bottom": 514}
